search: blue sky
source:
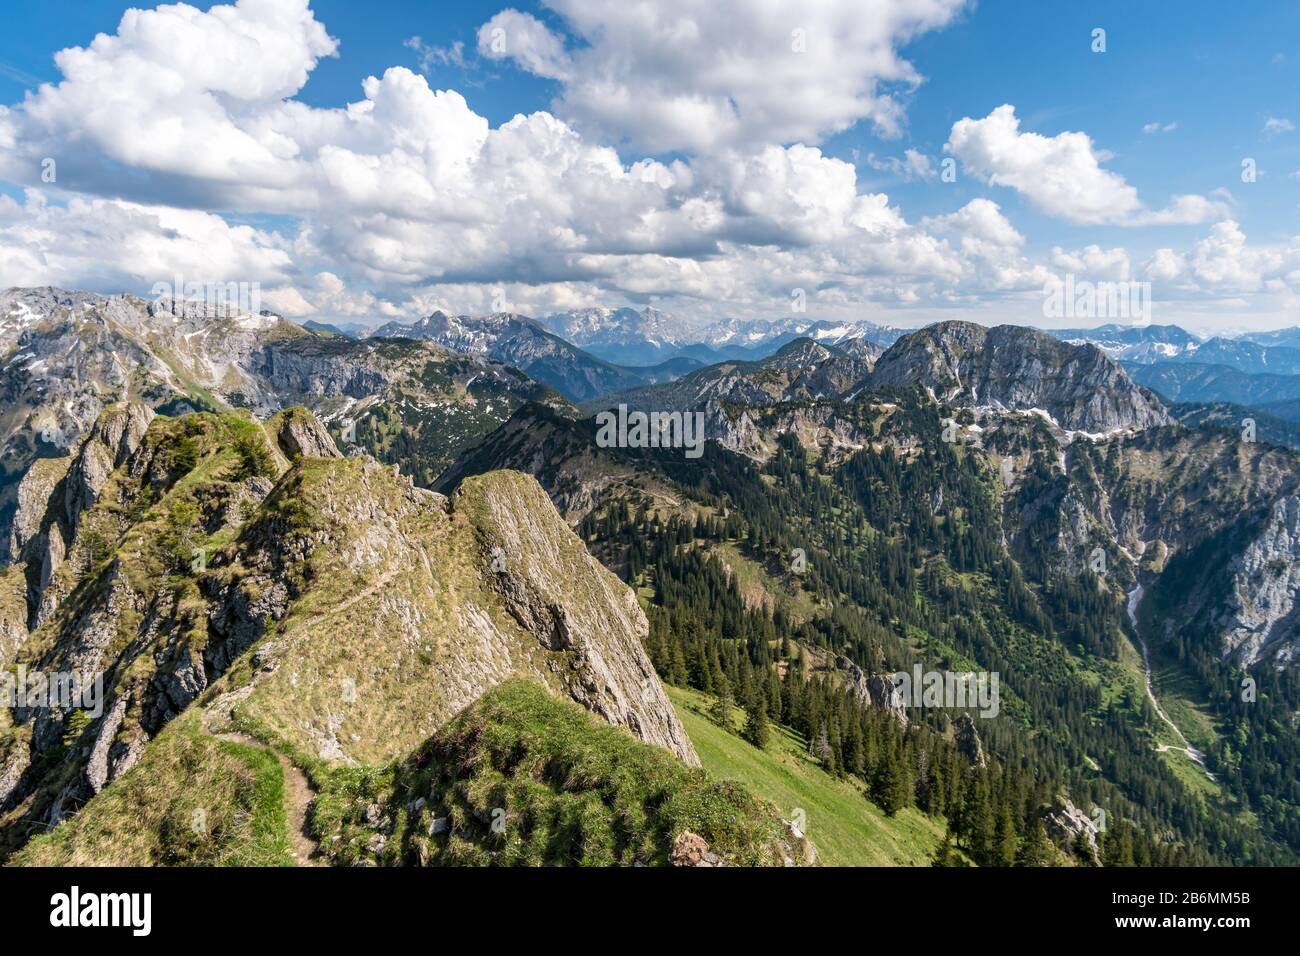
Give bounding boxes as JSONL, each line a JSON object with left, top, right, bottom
{"left": 0, "top": 0, "right": 1297, "bottom": 332}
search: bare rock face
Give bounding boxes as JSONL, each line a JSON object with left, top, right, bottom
{"left": 62, "top": 402, "right": 155, "bottom": 530}
{"left": 461, "top": 471, "right": 698, "bottom": 765}
{"left": 835, "top": 656, "right": 909, "bottom": 728}
{"left": 271, "top": 406, "right": 342, "bottom": 461}
{"left": 9, "top": 458, "right": 69, "bottom": 566}
{"left": 10, "top": 402, "right": 153, "bottom": 622}
{"left": 85, "top": 695, "right": 129, "bottom": 794}
{"left": 866, "top": 674, "right": 911, "bottom": 727}
{"left": 869, "top": 322, "right": 1170, "bottom": 434}
{"left": 0, "top": 565, "right": 29, "bottom": 668}
{"left": 1043, "top": 796, "right": 1100, "bottom": 863}
{"left": 0, "top": 734, "right": 29, "bottom": 811}
{"left": 954, "top": 713, "right": 987, "bottom": 768}
{"left": 1218, "top": 495, "right": 1300, "bottom": 668}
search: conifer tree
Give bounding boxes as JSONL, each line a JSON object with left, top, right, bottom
{"left": 931, "top": 828, "right": 963, "bottom": 867}
{"left": 994, "top": 803, "right": 1019, "bottom": 866}
{"left": 872, "top": 745, "right": 911, "bottom": 816}
{"left": 743, "top": 691, "right": 770, "bottom": 749}
{"left": 1072, "top": 829, "right": 1097, "bottom": 866}
{"left": 711, "top": 678, "right": 734, "bottom": 732}
{"left": 1099, "top": 822, "right": 1133, "bottom": 867}
{"left": 814, "top": 721, "right": 832, "bottom": 766}
{"left": 1017, "top": 819, "right": 1054, "bottom": 867}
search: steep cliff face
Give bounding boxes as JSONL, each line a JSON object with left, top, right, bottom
{"left": 0, "top": 404, "right": 695, "bottom": 859}
{"left": 459, "top": 471, "right": 694, "bottom": 761}
{"left": 1217, "top": 495, "right": 1300, "bottom": 668}
{"left": 834, "top": 656, "right": 909, "bottom": 727}
{"left": 61, "top": 403, "right": 157, "bottom": 529}
{"left": 0, "top": 566, "right": 25, "bottom": 668}
{"left": 869, "top": 322, "right": 1170, "bottom": 434}
{"left": 210, "top": 458, "right": 695, "bottom": 767}
{"left": 9, "top": 402, "right": 155, "bottom": 624}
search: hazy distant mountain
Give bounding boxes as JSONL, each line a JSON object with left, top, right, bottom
{"left": 1047, "top": 325, "right": 1300, "bottom": 411}
{"left": 1262, "top": 397, "right": 1300, "bottom": 422}
{"left": 1175, "top": 337, "right": 1300, "bottom": 375}
{"left": 540, "top": 307, "right": 906, "bottom": 365}
{"left": 1049, "top": 323, "right": 1202, "bottom": 361}
{"left": 369, "top": 311, "right": 650, "bottom": 402}
{"left": 1241, "top": 327, "right": 1300, "bottom": 350}
{"left": 1051, "top": 323, "right": 1300, "bottom": 375}
{"left": 1126, "top": 361, "right": 1300, "bottom": 406}
{"left": 537, "top": 307, "right": 688, "bottom": 365}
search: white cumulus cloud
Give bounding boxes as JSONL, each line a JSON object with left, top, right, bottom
{"left": 946, "top": 105, "right": 1226, "bottom": 226}
{"left": 478, "top": 0, "right": 969, "bottom": 153}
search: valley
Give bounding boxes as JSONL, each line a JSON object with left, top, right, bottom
{"left": 1, "top": 288, "right": 1299, "bottom": 868}
{"left": 1127, "top": 585, "right": 1214, "bottom": 782}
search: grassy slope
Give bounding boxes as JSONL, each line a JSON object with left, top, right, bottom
{"left": 10, "top": 712, "right": 291, "bottom": 867}
{"left": 305, "top": 679, "right": 802, "bottom": 867}
{"left": 667, "top": 684, "right": 952, "bottom": 866}
{"left": 12, "top": 678, "right": 807, "bottom": 868}
{"left": 707, "top": 541, "right": 819, "bottom": 625}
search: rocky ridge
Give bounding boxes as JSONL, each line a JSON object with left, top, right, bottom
{"left": 0, "top": 289, "right": 566, "bottom": 555}
{"left": 0, "top": 403, "right": 695, "bottom": 857}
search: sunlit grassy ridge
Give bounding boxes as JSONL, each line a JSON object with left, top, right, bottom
{"left": 304, "top": 678, "right": 800, "bottom": 866}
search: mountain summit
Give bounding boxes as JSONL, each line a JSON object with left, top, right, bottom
{"left": 869, "top": 322, "right": 1170, "bottom": 433}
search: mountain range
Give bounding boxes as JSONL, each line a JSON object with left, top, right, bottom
{"left": 366, "top": 309, "right": 1300, "bottom": 420}
{"left": 364, "top": 305, "right": 905, "bottom": 368}
{"left": 3, "top": 288, "right": 1300, "bottom": 867}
